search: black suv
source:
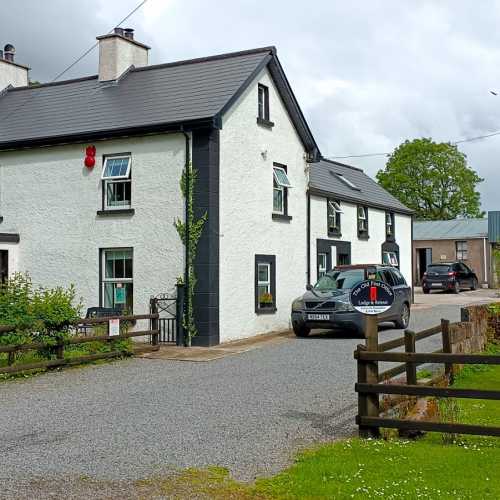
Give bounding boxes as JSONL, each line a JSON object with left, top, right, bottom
{"left": 291, "top": 264, "right": 411, "bottom": 337}
{"left": 422, "top": 261, "right": 478, "bottom": 294}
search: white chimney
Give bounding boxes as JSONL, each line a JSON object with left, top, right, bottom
{"left": 0, "top": 44, "right": 29, "bottom": 91}
{"left": 97, "top": 28, "right": 149, "bottom": 82}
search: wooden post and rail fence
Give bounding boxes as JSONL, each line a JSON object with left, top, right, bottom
{"left": 0, "top": 313, "right": 160, "bottom": 375}
{"left": 355, "top": 316, "right": 500, "bottom": 438}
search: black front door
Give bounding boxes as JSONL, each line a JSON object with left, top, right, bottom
{"left": 0, "top": 250, "right": 8, "bottom": 284}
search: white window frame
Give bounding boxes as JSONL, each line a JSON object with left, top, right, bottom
{"left": 328, "top": 200, "right": 343, "bottom": 231}
{"left": 273, "top": 166, "right": 291, "bottom": 215}
{"left": 257, "top": 262, "right": 271, "bottom": 297}
{"left": 258, "top": 84, "right": 269, "bottom": 120}
{"left": 358, "top": 206, "right": 367, "bottom": 232}
{"left": 273, "top": 166, "right": 292, "bottom": 188}
{"left": 386, "top": 212, "right": 393, "bottom": 236}
{"left": 318, "top": 253, "right": 327, "bottom": 278}
{"left": 101, "top": 155, "right": 131, "bottom": 180}
{"left": 383, "top": 251, "right": 399, "bottom": 267}
{"left": 101, "top": 248, "right": 133, "bottom": 310}
{"left": 102, "top": 155, "right": 132, "bottom": 210}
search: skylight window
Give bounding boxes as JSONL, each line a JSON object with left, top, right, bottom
{"left": 102, "top": 156, "right": 131, "bottom": 180}
{"left": 333, "top": 171, "right": 360, "bottom": 190}
{"left": 273, "top": 166, "right": 292, "bottom": 188}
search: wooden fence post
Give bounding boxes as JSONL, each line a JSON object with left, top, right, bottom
{"left": 441, "top": 318, "right": 453, "bottom": 384}
{"left": 7, "top": 351, "right": 15, "bottom": 366}
{"left": 55, "top": 341, "right": 64, "bottom": 361}
{"left": 150, "top": 299, "right": 159, "bottom": 347}
{"left": 359, "top": 315, "right": 380, "bottom": 438}
{"left": 404, "top": 329, "right": 417, "bottom": 385}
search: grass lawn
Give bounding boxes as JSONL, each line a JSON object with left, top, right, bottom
{"left": 140, "top": 344, "right": 500, "bottom": 499}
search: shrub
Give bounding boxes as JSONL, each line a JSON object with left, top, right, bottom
{"left": 0, "top": 273, "right": 81, "bottom": 354}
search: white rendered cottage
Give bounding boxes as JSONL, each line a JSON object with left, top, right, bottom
{"left": 0, "top": 29, "right": 412, "bottom": 345}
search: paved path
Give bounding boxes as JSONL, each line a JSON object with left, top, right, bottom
{"left": 0, "top": 293, "right": 494, "bottom": 496}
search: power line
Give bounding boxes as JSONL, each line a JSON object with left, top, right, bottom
{"left": 3, "top": 0, "right": 149, "bottom": 120}
{"left": 328, "top": 128, "right": 500, "bottom": 160}
{"left": 52, "top": 0, "right": 149, "bottom": 83}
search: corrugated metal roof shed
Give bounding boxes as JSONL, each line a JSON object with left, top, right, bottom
{"left": 488, "top": 211, "right": 500, "bottom": 243}
{"left": 413, "top": 218, "right": 488, "bottom": 240}
{"left": 309, "top": 159, "right": 413, "bottom": 214}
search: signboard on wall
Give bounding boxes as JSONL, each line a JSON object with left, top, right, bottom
{"left": 350, "top": 279, "right": 394, "bottom": 315}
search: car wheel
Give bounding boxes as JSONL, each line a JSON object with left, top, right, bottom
{"left": 471, "top": 278, "right": 478, "bottom": 291}
{"left": 293, "top": 324, "right": 310, "bottom": 337}
{"left": 453, "top": 281, "right": 460, "bottom": 294}
{"left": 394, "top": 303, "right": 410, "bottom": 329}
{"left": 423, "top": 287, "right": 430, "bottom": 294}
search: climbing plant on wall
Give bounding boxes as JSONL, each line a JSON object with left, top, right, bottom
{"left": 174, "top": 163, "right": 207, "bottom": 346}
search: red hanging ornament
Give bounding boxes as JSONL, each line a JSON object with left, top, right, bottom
{"left": 84, "top": 145, "right": 96, "bottom": 169}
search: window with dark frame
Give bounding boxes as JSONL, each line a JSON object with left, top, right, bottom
{"left": 272, "top": 164, "right": 292, "bottom": 218}
{"left": 100, "top": 248, "right": 133, "bottom": 312}
{"left": 385, "top": 212, "right": 395, "bottom": 240}
{"left": 317, "top": 253, "right": 327, "bottom": 278}
{"left": 101, "top": 155, "right": 132, "bottom": 211}
{"left": 327, "top": 199, "right": 342, "bottom": 236}
{"left": 258, "top": 84, "right": 270, "bottom": 121}
{"left": 456, "top": 240, "right": 468, "bottom": 260}
{"left": 357, "top": 205, "right": 369, "bottom": 237}
{"left": 255, "top": 254, "right": 276, "bottom": 313}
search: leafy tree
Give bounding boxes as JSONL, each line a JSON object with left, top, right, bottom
{"left": 376, "top": 138, "right": 484, "bottom": 220}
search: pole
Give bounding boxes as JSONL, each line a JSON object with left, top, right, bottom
{"left": 360, "top": 314, "right": 380, "bottom": 438}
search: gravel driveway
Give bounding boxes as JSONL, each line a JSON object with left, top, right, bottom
{"left": 0, "top": 298, "right": 483, "bottom": 497}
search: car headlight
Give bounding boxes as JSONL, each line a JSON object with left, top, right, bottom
{"left": 292, "top": 298, "right": 305, "bottom": 311}
{"left": 335, "top": 299, "right": 354, "bottom": 312}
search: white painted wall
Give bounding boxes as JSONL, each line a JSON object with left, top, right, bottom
{"left": 98, "top": 35, "right": 148, "bottom": 81}
{"left": 0, "top": 59, "right": 28, "bottom": 91}
{"left": 310, "top": 195, "right": 412, "bottom": 285}
{"left": 219, "top": 68, "right": 308, "bottom": 342}
{"left": 0, "top": 134, "right": 185, "bottom": 316}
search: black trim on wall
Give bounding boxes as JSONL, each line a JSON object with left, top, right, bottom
{"left": 255, "top": 254, "right": 277, "bottom": 314}
{"left": 0, "top": 233, "right": 20, "bottom": 243}
{"left": 258, "top": 83, "right": 270, "bottom": 121}
{"left": 192, "top": 127, "right": 220, "bottom": 346}
{"left": 307, "top": 191, "right": 311, "bottom": 285}
{"left": 316, "top": 239, "right": 351, "bottom": 276}
{"left": 97, "top": 209, "right": 135, "bottom": 217}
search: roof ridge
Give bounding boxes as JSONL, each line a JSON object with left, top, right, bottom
{"left": 4, "top": 47, "right": 276, "bottom": 92}
{"left": 320, "top": 157, "right": 364, "bottom": 172}
{"left": 132, "top": 46, "right": 276, "bottom": 74}
{"left": 6, "top": 74, "right": 98, "bottom": 92}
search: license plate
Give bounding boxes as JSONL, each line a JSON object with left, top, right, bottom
{"left": 431, "top": 283, "right": 442, "bottom": 287}
{"left": 307, "top": 314, "right": 330, "bottom": 321}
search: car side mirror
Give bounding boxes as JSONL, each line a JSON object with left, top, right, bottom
{"left": 306, "top": 284, "right": 313, "bottom": 291}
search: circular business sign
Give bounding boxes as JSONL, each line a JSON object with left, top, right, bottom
{"left": 350, "top": 279, "right": 394, "bottom": 315}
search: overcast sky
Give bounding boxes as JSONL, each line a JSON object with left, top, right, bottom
{"left": 2, "top": 0, "right": 499, "bottom": 212}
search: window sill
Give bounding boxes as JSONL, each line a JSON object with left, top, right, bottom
{"left": 257, "top": 117, "right": 275, "bottom": 129}
{"left": 272, "top": 213, "right": 292, "bottom": 222}
{"left": 328, "top": 231, "right": 342, "bottom": 238}
{"left": 97, "top": 209, "right": 135, "bottom": 217}
{"left": 358, "top": 233, "right": 369, "bottom": 240}
{"left": 256, "top": 307, "right": 277, "bottom": 315}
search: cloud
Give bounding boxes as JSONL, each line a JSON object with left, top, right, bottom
{"left": 1, "top": 0, "right": 498, "bottom": 211}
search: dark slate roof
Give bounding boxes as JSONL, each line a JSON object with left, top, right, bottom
{"left": 309, "top": 159, "right": 413, "bottom": 214}
{"left": 414, "top": 218, "right": 488, "bottom": 240}
{"left": 0, "top": 47, "right": 318, "bottom": 154}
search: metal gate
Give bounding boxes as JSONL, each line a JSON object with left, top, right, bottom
{"left": 150, "top": 293, "right": 178, "bottom": 344}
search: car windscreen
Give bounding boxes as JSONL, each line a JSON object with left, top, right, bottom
{"left": 427, "top": 265, "right": 450, "bottom": 274}
{"left": 314, "top": 269, "right": 365, "bottom": 292}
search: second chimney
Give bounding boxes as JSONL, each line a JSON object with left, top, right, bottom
{"left": 97, "top": 28, "right": 150, "bottom": 82}
{"left": 0, "top": 44, "right": 29, "bottom": 91}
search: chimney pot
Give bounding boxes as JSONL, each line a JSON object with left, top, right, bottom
{"left": 123, "top": 28, "right": 134, "bottom": 40}
{"left": 114, "top": 27, "right": 124, "bottom": 36}
{"left": 4, "top": 44, "right": 15, "bottom": 63}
